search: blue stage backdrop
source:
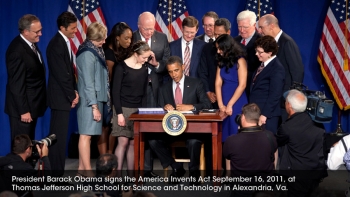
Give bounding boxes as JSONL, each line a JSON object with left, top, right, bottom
{"left": 0, "top": 0, "right": 347, "bottom": 156}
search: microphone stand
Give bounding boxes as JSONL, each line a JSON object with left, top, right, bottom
{"left": 331, "top": 110, "right": 347, "bottom": 136}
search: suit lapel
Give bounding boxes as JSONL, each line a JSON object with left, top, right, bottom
{"left": 182, "top": 77, "right": 191, "bottom": 104}
{"left": 166, "top": 82, "right": 176, "bottom": 107}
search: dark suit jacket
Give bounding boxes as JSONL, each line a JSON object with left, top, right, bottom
{"left": 46, "top": 32, "right": 77, "bottom": 111}
{"left": 277, "top": 32, "right": 304, "bottom": 92}
{"left": 158, "top": 76, "right": 211, "bottom": 110}
{"left": 5, "top": 35, "right": 47, "bottom": 118}
{"left": 249, "top": 57, "right": 285, "bottom": 118}
{"left": 196, "top": 34, "right": 205, "bottom": 42}
{"left": 276, "top": 112, "right": 327, "bottom": 178}
{"left": 133, "top": 30, "right": 170, "bottom": 101}
{"left": 197, "top": 42, "right": 217, "bottom": 93}
{"left": 169, "top": 38, "right": 206, "bottom": 78}
{"left": 234, "top": 32, "right": 262, "bottom": 73}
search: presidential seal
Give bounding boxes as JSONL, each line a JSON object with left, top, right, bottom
{"left": 162, "top": 111, "right": 187, "bottom": 136}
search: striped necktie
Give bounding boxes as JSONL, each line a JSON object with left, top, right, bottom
{"left": 184, "top": 42, "right": 191, "bottom": 76}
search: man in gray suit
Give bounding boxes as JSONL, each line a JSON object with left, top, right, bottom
{"left": 132, "top": 11, "right": 170, "bottom": 177}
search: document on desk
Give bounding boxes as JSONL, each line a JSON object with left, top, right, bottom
{"left": 179, "top": 111, "right": 193, "bottom": 114}
{"left": 138, "top": 108, "right": 165, "bottom": 114}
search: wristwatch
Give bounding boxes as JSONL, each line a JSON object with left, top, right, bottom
{"left": 192, "top": 105, "right": 196, "bottom": 111}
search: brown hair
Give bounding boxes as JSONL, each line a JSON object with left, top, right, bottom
{"left": 12, "top": 134, "right": 32, "bottom": 154}
{"left": 182, "top": 16, "right": 199, "bottom": 29}
{"left": 242, "top": 103, "right": 261, "bottom": 124}
{"left": 254, "top": 35, "right": 278, "bottom": 56}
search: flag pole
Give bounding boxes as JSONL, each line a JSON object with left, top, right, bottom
{"left": 82, "top": 0, "right": 86, "bottom": 40}
{"left": 168, "top": 0, "right": 172, "bottom": 42}
{"left": 258, "top": 0, "right": 261, "bottom": 19}
{"left": 344, "top": 0, "right": 349, "bottom": 70}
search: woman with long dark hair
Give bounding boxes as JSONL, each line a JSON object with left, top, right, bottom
{"left": 99, "top": 22, "right": 133, "bottom": 155}
{"left": 215, "top": 34, "right": 248, "bottom": 140}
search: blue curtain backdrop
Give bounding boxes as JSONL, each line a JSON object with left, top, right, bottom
{"left": 0, "top": 0, "right": 345, "bottom": 156}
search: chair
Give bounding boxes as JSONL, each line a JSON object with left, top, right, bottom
{"left": 164, "top": 141, "right": 205, "bottom": 181}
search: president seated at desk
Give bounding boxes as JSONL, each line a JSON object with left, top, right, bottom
{"left": 148, "top": 56, "right": 212, "bottom": 184}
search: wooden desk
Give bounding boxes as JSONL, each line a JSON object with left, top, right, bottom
{"left": 129, "top": 112, "right": 224, "bottom": 177}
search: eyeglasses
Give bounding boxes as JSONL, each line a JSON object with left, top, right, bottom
{"left": 29, "top": 29, "right": 42, "bottom": 35}
{"left": 203, "top": 24, "right": 214, "bottom": 28}
{"left": 255, "top": 49, "right": 266, "bottom": 55}
{"left": 140, "top": 27, "right": 154, "bottom": 32}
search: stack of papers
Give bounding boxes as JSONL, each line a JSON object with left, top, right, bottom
{"left": 138, "top": 108, "right": 165, "bottom": 114}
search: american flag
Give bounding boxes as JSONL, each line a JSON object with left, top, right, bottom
{"left": 68, "top": 0, "right": 106, "bottom": 55}
{"left": 155, "top": 0, "right": 189, "bottom": 42}
{"left": 245, "top": 0, "right": 274, "bottom": 19}
{"left": 318, "top": 0, "right": 350, "bottom": 110}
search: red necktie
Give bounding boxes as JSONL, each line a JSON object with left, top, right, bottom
{"left": 253, "top": 63, "right": 265, "bottom": 82}
{"left": 175, "top": 82, "right": 182, "bottom": 104}
{"left": 242, "top": 39, "right": 246, "bottom": 46}
{"left": 145, "top": 38, "right": 149, "bottom": 43}
{"left": 184, "top": 42, "right": 191, "bottom": 76}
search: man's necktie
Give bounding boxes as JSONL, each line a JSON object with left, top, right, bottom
{"left": 242, "top": 39, "right": 246, "bottom": 46}
{"left": 209, "top": 38, "right": 214, "bottom": 43}
{"left": 253, "top": 63, "right": 265, "bottom": 82}
{"left": 175, "top": 82, "right": 182, "bottom": 104}
{"left": 145, "top": 38, "right": 149, "bottom": 44}
{"left": 184, "top": 42, "right": 191, "bottom": 76}
{"left": 31, "top": 43, "right": 37, "bottom": 54}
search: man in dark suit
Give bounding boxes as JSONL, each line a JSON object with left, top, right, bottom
{"left": 133, "top": 11, "right": 170, "bottom": 107}
{"left": 133, "top": 11, "right": 170, "bottom": 177}
{"left": 5, "top": 14, "right": 47, "bottom": 142}
{"left": 233, "top": 10, "right": 262, "bottom": 97}
{"left": 197, "top": 18, "right": 231, "bottom": 109}
{"left": 258, "top": 14, "right": 304, "bottom": 122}
{"left": 195, "top": 11, "right": 218, "bottom": 43}
{"left": 170, "top": 16, "right": 206, "bottom": 78}
{"left": 149, "top": 56, "right": 211, "bottom": 181}
{"left": 46, "top": 11, "right": 79, "bottom": 177}
{"left": 276, "top": 89, "right": 327, "bottom": 196}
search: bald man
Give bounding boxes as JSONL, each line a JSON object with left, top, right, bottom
{"left": 258, "top": 14, "right": 304, "bottom": 122}
{"left": 133, "top": 11, "right": 170, "bottom": 178}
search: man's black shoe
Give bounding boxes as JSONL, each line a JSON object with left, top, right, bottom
{"left": 169, "top": 167, "right": 186, "bottom": 184}
{"left": 189, "top": 170, "right": 200, "bottom": 185}
{"left": 144, "top": 171, "right": 160, "bottom": 178}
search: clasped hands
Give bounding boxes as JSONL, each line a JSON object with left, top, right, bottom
{"left": 164, "top": 104, "right": 193, "bottom": 111}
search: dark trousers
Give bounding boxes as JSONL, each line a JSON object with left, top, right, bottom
{"left": 9, "top": 115, "right": 37, "bottom": 141}
{"left": 287, "top": 178, "right": 320, "bottom": 197}
{"left": 148, "top": 135, "right": 202, "bottom": 171}
{"left": 48, "top": 109, "right": 70, "bottom": 177}
{"left": 264, "top": 116, "right": 280, "bottom": 134}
